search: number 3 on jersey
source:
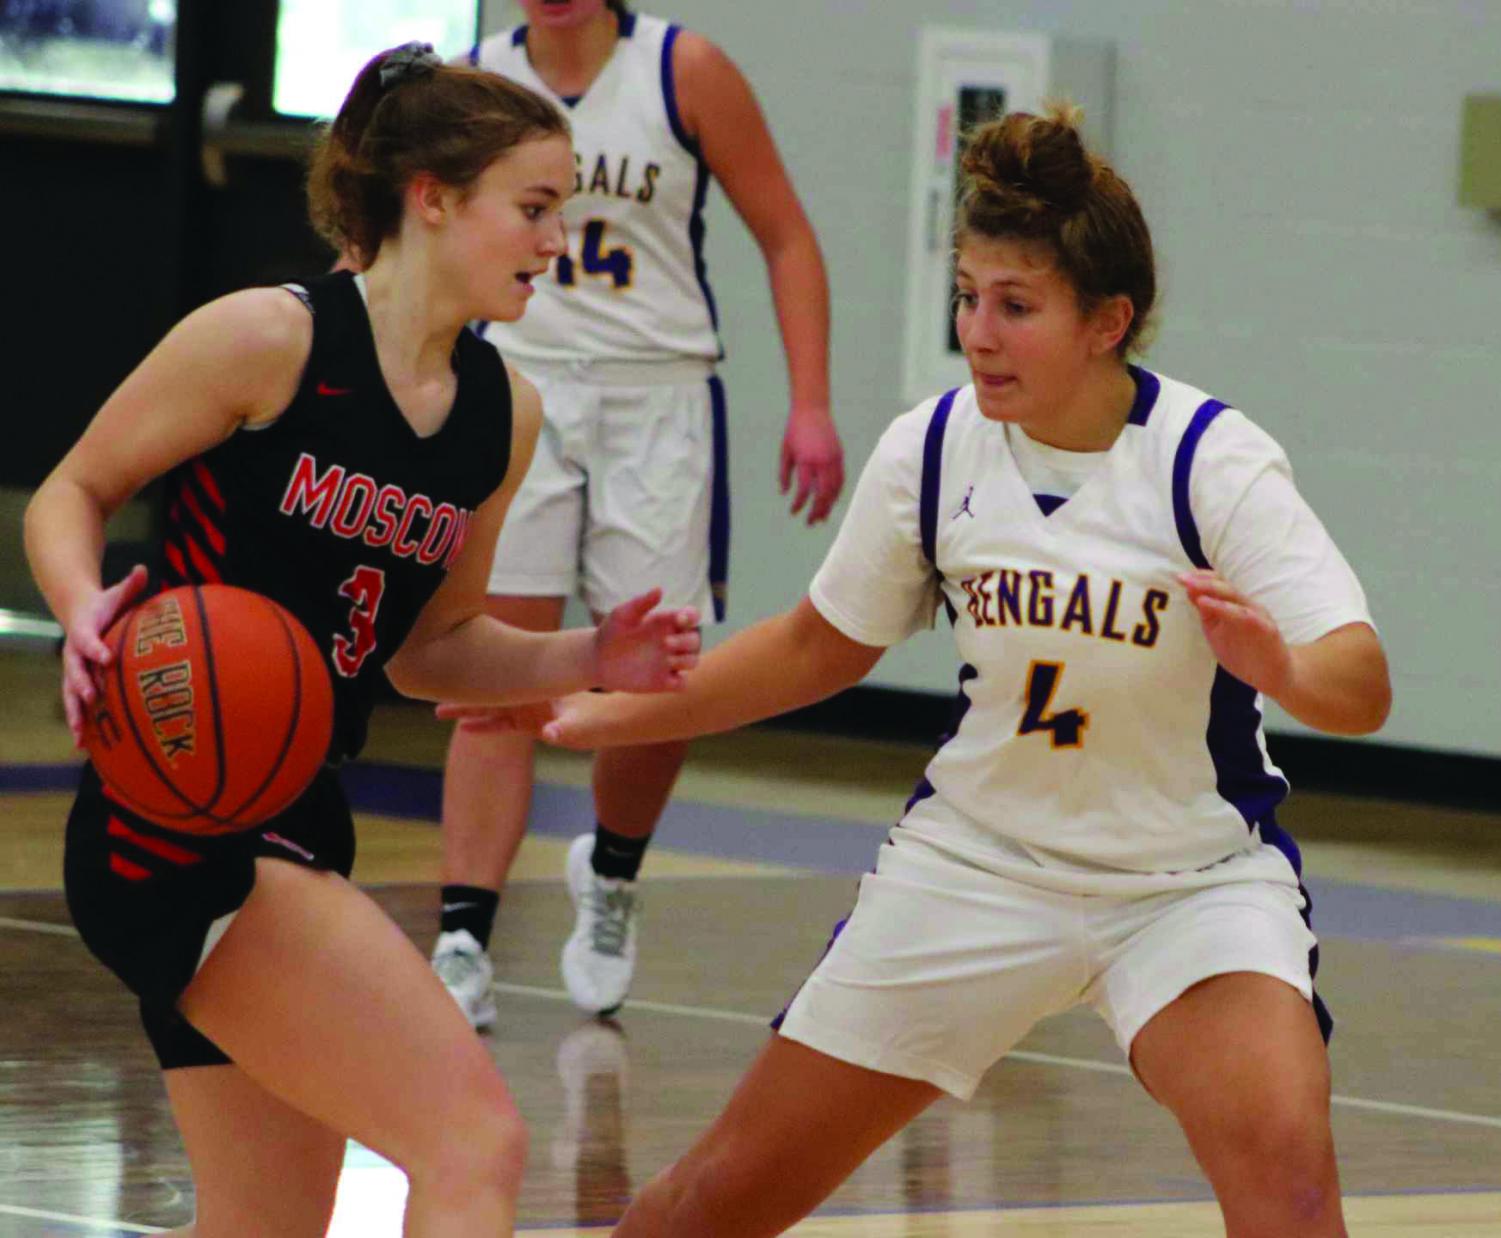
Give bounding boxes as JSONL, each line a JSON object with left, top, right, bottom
{"left": 556, "top": 219, "right": 633, "bottom": 290}
{"left": 333, "top": 565, "right": 385, "bottom": 678}
{"left": 1018, "top": 661, "right": 1089, "bottom": 749}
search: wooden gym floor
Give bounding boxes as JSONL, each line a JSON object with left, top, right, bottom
{"left": 2, "top": 646, "right": 1500, "bottom": 1235}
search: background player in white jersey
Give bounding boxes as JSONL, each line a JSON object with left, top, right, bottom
{"left": 446, "top": 106, "right": 1392, "bottom": 1236}
{"left": 433, "top": 0, "right": 844, "bottom": 1025}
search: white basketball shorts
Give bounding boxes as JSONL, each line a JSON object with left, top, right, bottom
{"left": 486, "top": 356, "right": 728, "bottom": 622}
{"left": 776, "top": 828, "right": 1319, "bottom": 1100}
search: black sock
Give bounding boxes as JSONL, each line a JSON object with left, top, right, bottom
{"left": 440, "top": 884, "right": 500, "bottom": 949}
{"left": 591, "top": 824, "right": 650, "bottom": 881}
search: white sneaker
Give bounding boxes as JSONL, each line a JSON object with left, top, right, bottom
{"left": 560, "top": 834, "right": 640, "bottom": 1015}
{"left": 432, "top": 929, "right": 497, "bottom": 1030}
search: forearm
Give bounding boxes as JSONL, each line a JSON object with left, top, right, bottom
{"left": 581, "top": 603, "right": 873, "bottom": 746}
{"left": 23, "top": 477, "right": 109, "bottom": 625}
{"left": 764, "top": 228, "right": 830, "bottom": 411}
{"left": 388, "top": 617, "right": 599, "bottom": 705}
{"left": 1272, "top": 624, "right": 1391, "bottom": 736}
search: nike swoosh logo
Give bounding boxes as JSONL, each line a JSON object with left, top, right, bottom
{"left": 317, "top": 381, "right": 353, "bottom": 397}
{"left": 443, "top": 902, "right": 480, "bottom": 913}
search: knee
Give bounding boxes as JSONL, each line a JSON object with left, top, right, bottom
{"left": 1203, "top": 1106, "right": 1338, "bottom": 1219}
{"left": 411, "top": 1101, "right": 529, "bottom": 1201}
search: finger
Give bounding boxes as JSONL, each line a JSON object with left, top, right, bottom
{"left": 64, "top": 649, "right": 97, "bottom": 706}
{"left": 1195, "top": 596, "right": 1257, "bottom": 624}
{"left": 458, "top": 716, "right": 521, "bottom": 734}
{"left": 111, "top": 563, "right": 150, "bottom": 607}
{"left": 779, "top": 444, "right": 794, "bottom": 495}
{"left": 94, "top": 567, "right": 149, "bottom": 660}
{"left": 435, "top": 702, "right": 504, "bottom": 720}
{"left": 62, "top": 687, "right": 83, "bottom": 743}
{"left": 1178, "top": 569, "right": 1230, "bottom": 590}
{"left": 614, "top": 587, "right": 664, "bottom": 627}
{"left": 667, "top": 654, "right": 698, "bottom": 672}
{"left": 674, "top": 607, "right": 700, "bottom": 630}
{"left": 809, "top": 469, "right": 840, "bottom": 524}
{"left": 789, "top": 467, "right": 813, "bottom": 517}
{"left": 1182, "top": 579, "right": 1247, "bottom": 609}
{"left": 664, "top": 633, "right": 700, "bottom": 654}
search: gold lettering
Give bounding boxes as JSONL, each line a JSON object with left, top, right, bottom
{"left": 1133, "top": 589, "right": 1170, "bottom": 648}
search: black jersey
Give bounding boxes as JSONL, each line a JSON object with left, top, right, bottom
{"left": 158, "top": 271, "right": 511, "bottom": 759}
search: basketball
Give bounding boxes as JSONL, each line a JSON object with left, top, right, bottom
{"left": 82, "top": 584, "right": 334, "bottom": 836}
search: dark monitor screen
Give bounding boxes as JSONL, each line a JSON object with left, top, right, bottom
{"left": 273, "top": 1, "right": 482, "bottom": 119}
{"left": 0, "top": 0, "right": 176, "bottom": 103}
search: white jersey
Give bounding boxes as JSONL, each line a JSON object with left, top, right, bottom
{"left": 471, "top": 12, "right": 720, "bottom": 363}
{"left": 810, "top": 368, "right": 1373, "bottom": 890}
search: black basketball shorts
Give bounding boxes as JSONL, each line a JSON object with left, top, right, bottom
{"left": 64, "top": 763, "right": 355, "bottom": 1070}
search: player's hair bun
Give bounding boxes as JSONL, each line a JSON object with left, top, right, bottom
{"left": 960, "top": 102, "right": 1093, "bottom": 227}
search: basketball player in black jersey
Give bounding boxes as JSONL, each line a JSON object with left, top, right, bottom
{"left": 25, "top": 46, "right": 698, "bottom": 1237}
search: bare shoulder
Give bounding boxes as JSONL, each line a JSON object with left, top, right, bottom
{"left": 671, "top": 28, "right": 749, "bottom": 102}
{"left": 190, "top": 286, "right": 313, "bottom": 356}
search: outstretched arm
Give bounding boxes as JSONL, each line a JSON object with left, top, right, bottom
{"left": 444, "top": 598, "right": 884, "bottom": 748}
{"left": 386, "top": 371, "right": 700, "bottom": 706}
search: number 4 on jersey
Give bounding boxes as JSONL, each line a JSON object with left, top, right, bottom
{"left": 1018, "top": 660, "right": 1089, "bottom": 749}
{"left": 556, "top": 219, "right": 633, "bottom": 290}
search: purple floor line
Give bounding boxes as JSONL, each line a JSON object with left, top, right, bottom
{"left": 9, "top": 760, "right": 1501, "bottom": 946}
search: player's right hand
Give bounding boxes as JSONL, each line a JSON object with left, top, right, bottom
{"left": 60, "top": 563, "right": 148, "bottom": 746}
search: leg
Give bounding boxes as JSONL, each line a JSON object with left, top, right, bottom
{"left": 615, "top": 1034, "right": 940, "bottom": 1238}
{"left": 560, "top": 616, "right": 693, "bottom": 1013}
{"left": 178, "top": 857, "right": 528, "bottom": 1236}
{"left": 435, "top": 594, "right": 566, "bottom": 1027}
{"left": 591, "top": 737, "right": 691, "bottom": 840}
{"left": 165, "top": 1064, "right": 345, "bottom": 1237}
{"left": 1131, "top": 973, "right": 1346, "bottom": 1237}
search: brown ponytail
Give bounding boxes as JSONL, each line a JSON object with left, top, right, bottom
{"left": 957, "top": 103, "right": 1156, "bottom": 356}
{"left": 308, "top": 44, "right": 570, "bottom": 267}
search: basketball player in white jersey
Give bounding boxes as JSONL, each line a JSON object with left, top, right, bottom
{"left": 446, "top": 106, "right": 1391, "bottom": 1236}
{"left": 430, "top": 0, "right": 844, "bottom": 1028}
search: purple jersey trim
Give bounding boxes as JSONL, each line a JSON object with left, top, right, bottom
{"left": 770, "top": 911, "right": 851, "bottom": 1031}
{"left": 1171, "top": 397, "right": 1228, "bottom": 570}
{"left": 1125, "top": 364, "right": 1161, "bottom": 426}
{"left": 1172, "top": 395, "right": 1316, "bottom": 1029}
{"left": 510, "top": 25, "right": 526, "bottom": 47}
{"left": 919, "top": 389, "right": 961, "bottom": 566}
{"left": 660, "top": 24, "right": 697, "bottom": 155}
{"left": 708, "top": 376, "right": 730, "bottom": 621}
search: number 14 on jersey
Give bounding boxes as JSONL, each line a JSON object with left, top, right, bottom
{"left": 556, "top": 219, "right": 633, "bottom": 290}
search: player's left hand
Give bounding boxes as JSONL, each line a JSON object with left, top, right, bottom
{"left": 780, "top": 405, "right": 844, "bottom": 525}
{"left": 1179, "top": 570, "right": 1292, "bottom": 699}
{"left": 592, "top": 588, "right": 701, "bottom": 693}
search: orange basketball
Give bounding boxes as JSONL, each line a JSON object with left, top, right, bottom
{"left": 82, "top": 584, "right": 334, "bottom": 835}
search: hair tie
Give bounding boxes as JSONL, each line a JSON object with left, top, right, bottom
{"left": 379, "top": 42, "right": 441, "bottom": 89}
